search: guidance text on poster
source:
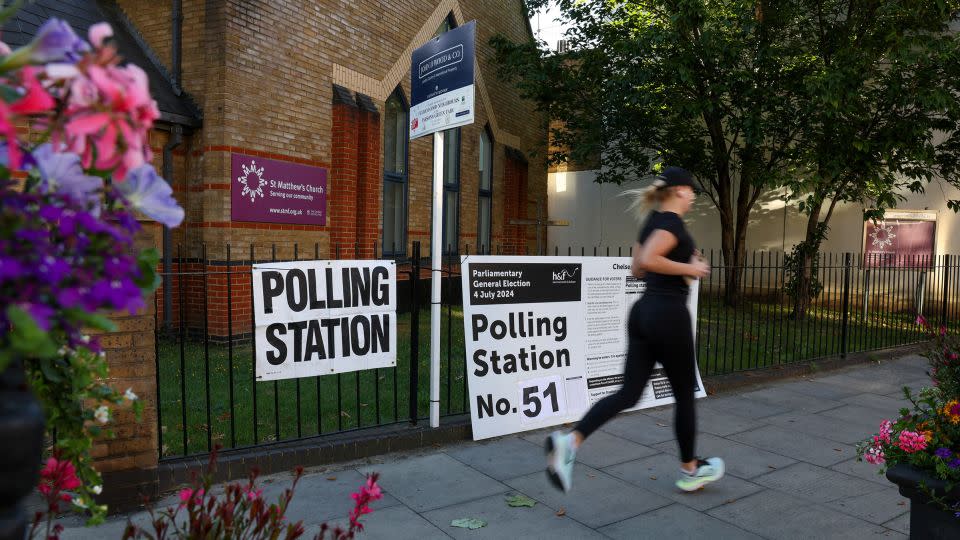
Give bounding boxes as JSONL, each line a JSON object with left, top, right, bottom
{"left": 461, "top": 256, "right": 706, "bottom": 440}
{"left": 253, "top": 260, "right": 397, "bottom": 382}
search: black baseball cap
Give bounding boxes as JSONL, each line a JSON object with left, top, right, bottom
{"left": 655, "top": 166, "right": 695, "bottom": 188}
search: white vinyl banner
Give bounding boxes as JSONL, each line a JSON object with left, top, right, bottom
{"left": 252, "top": 260, "right": 397, "bottom": 381}
{"left": 461, "top": 256, "right": 706, "bottom": 440}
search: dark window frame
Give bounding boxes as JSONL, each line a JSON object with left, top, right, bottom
{"left": 382, "top": 88, "right": 409, "bottom": 257}
{"left": 478, "top": 125, "right": 494, "bottom": 254}
{"left": 441, "top": 127, "right": 461, "bottom": 255}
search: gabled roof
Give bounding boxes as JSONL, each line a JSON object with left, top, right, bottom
{"left": 2, "top": 0, "right": 202, "bottom": 127}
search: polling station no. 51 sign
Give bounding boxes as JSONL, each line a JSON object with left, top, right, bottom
{"left": 252, "top": 260, "right": 397, "bottom": 381}
{"left": 461, "top": 256, "right": 705, "bottom": 440}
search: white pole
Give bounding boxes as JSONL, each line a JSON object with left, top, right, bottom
{"left": 430, "top": 130, "right": 445, "bottom": 427}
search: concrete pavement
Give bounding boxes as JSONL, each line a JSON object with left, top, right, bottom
{"left": 62, "top": 355, "right": 930, "bottom": 539}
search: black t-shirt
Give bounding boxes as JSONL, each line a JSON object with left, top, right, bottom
{"left": 637, "top": 211, "right": 696, "bottom": 295}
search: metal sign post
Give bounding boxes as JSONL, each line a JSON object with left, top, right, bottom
{"left": 410, "top": 21, "right": 477, "bottom": 427}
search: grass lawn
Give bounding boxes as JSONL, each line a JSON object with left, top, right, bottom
{"left": 157, "top": 306, "right": 467, "bottom": 458}
{"left": 158, "top": 297, "right": 932, "bottom": 458}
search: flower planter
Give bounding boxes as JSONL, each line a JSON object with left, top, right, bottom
{"left": 886, "top": 464, "right": 960, "bottom": 540}
{"left": 0, "top": 359, "right": 46, "bottom": 540}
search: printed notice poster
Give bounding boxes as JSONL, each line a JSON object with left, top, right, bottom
{"left": 252, "top": 260, "right": 396, "bottom": 381}
{"left": 232, "top": 153, "right": 327, "bottom": 226}
{"left": 461, "top": 256, "right": 706, "bottom": 440}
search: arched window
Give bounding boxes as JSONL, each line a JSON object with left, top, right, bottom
{"left": 383, "top": 89, "right": 408, "bottom": 256}
{"left": 478, "top": 126, "right": 493, "bottom": 253}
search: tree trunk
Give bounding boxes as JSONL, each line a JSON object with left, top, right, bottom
{"left": 791, "top": 204, "right": 824, "bottom": 320}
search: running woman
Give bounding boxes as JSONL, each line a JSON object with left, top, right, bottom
{"left": 545, "top": 166, "right": 724, "bottom": 493}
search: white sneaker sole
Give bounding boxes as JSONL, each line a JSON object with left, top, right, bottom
{"left": 544, "top": 435, "right": 569, "bottom": 493}
{"left": 677, "top": 461, "right": 725, "bottom": 492}
{"left": 676, "top": 470, "right": 724, "bottom": 492}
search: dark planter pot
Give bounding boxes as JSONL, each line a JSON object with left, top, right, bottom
{"left": 0, "top": 359, "right": 46, "bottom": 540}
{"left": 887, "top": 463, "right": 960, "bottom": 540}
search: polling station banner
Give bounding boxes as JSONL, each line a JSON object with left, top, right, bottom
{"left": 461, "top": 256, "right": 706, "bottom": 440}
{"left": 252, "top": 260, "right": 396, "bottom": 381}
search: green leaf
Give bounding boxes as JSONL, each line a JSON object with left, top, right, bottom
{"left": 505, "top": 494, "right": 537, "bottom": 508}
{"left": 65, "top": 310, "right": 117, "bottom": 333}
{"left": 39, "top": 357, "right": 64, "bottom": 383}
{"left": 451, "top": 518, "right": 487, "bottom": 530}
{"left": 5, "top": 305, "right": 58, "bottom": 359}
{"left": 135, "top": 248, "right": 162, "bottom": 293}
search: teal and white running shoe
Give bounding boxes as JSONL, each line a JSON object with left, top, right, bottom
{"left": 676, "top": 457, "right": 725, "bottom": 492}
{"left": 545, "top": 431, "right": 576, "bottom": 493}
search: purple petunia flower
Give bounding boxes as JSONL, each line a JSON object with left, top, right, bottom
{"left": 936, "top": 448, "right": 952, "bottom": 459}
{"left": 28, "top": 19, "right": 89, "bottom": 63}
{"left": 0, "top": 257, "right": 27, "bottom": 283}
{"left": 22, "top": 303, "right": 56, "bottom": 331}
{"left": 950, "top": 458, "right": 960, "bottom": 469}
{"left": 37, "top": 256, "right": 70, "bottom": 284}
{"left": 32, "top": 144, "right": 103, "bottom": 213}
{"left": 116, "top": 165, "right": 184, "bottom": 228}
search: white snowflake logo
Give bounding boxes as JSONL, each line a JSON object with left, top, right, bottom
{"left": 237, "top": 160, "right": 267, "bottom": 203}
{"left": 870, "top": 222, "right": 896, "bottom": 249}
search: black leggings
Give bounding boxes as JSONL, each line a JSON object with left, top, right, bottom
{"left": 574, "top": 293, "right": 698, "bottom": 463}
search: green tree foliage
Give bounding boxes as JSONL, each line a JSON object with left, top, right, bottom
{"left": 784, "top": 0, "right": 960, "bottom": 318}
{"left": 493, "top": 0, "right": 814, "bottom": 303}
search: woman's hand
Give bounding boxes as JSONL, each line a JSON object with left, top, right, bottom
{"left": 687, "top": 257, "right": 710, "bottom": 279}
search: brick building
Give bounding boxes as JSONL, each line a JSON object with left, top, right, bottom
{"left": 10, "top": 0, "right": 548, "bottom": 336}
{"left": 5, "top": 0, "right": 547, "bottom": 503}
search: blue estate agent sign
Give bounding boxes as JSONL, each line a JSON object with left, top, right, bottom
{"left": 409, "top": 20, "right": 476, "bottom": 140}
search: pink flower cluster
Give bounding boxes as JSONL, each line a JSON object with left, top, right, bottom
{"left": 348, "top": 474, "right": 383, "bottom": 531}
{"left": 897, "top": 430, "right": 928, "bottom": 453}
{"left": 51, "top": 24, "right": 159, "bottom": 181}
{"left": 878, "top": 420, "right": 892, "bottom": 443}
{"left": 864, "top": 442, "right": 886, "bottom": 465}
{"left": 178, "top": 487, "right": 205, "bottom": 508}
{"left": 38, "top": 457, "right": 81, "bottom": 498}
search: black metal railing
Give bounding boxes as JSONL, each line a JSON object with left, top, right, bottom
{"left": 155, "top": 242, "right": 955, "bottom": 459}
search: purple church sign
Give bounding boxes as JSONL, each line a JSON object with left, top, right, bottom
{"left": 231, "top": 154, "right": 327, "bottom": 225}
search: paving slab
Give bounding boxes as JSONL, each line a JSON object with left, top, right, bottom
{"left": 642, "top": 405, "right": 767, "bottom": 437}
{"left": 707, "top": 490, "right": 906, "bottom": 539}
{"left": 841, "top": 393, "right": 911, "bottom": 414}
{"left": 830, "top": 487, "right": 909, "bottom": 525}
{"left": 814, "top": 373, "right": 905, "bottom": 396}
{"left": 602, "top": 453, "right": 765, "bottom": 511}
{"left": 883, "top": 511, "right": 910, "bottom": 535}
{"left": 258, "top": 469, "right": 401, "bottom": 526}
{"left": 653, "top": 432, "right": 797, "bottom": 479}
{"left": 778, "top": 379, "right": 869, "bottom": 401}
{"left": 599, "top": 503, "right": 763, "bottom": 540}
{"left": 751, "top": 462, "right": 887, "bottom": 504}
{"left": 539, "top": 429, "right": 660, "bottom": 469}
{"left": 348, "top": 505, "right": 452, "bottom": 540}
{"left": 421, "top": 493, "right": 607, "bottom": 539}
{"left": 598, "top": 412, "right": 678, "bottom": 446}
{"left": 698, "top": 395, "right": 791, "bottom": 419}
{"left": 818, "top": 404, "right": 894, "bottom": 433}
{"left": 504, "top": 465, "right": 671, "bottom": 528}
{"left": 829, "top": 457, "right": 893, "bottom": 486}
{"left": 727, "top": 424, "right": 855, "bottom": 466}
{"left": 357, "top": 454, "right": 507, "bottom": 512}
{"left": 763, "top": 411, "right": 872, "bottom": 445}
{"left": 446, "top": 437, "right": 546, "bottom": 480}
{"left": 736, "top": 386, "right": 846, "bottom": 413}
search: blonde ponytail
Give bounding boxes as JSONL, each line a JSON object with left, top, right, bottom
{"left": 621, "top": 178, "right": 669, "bottom": 219}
